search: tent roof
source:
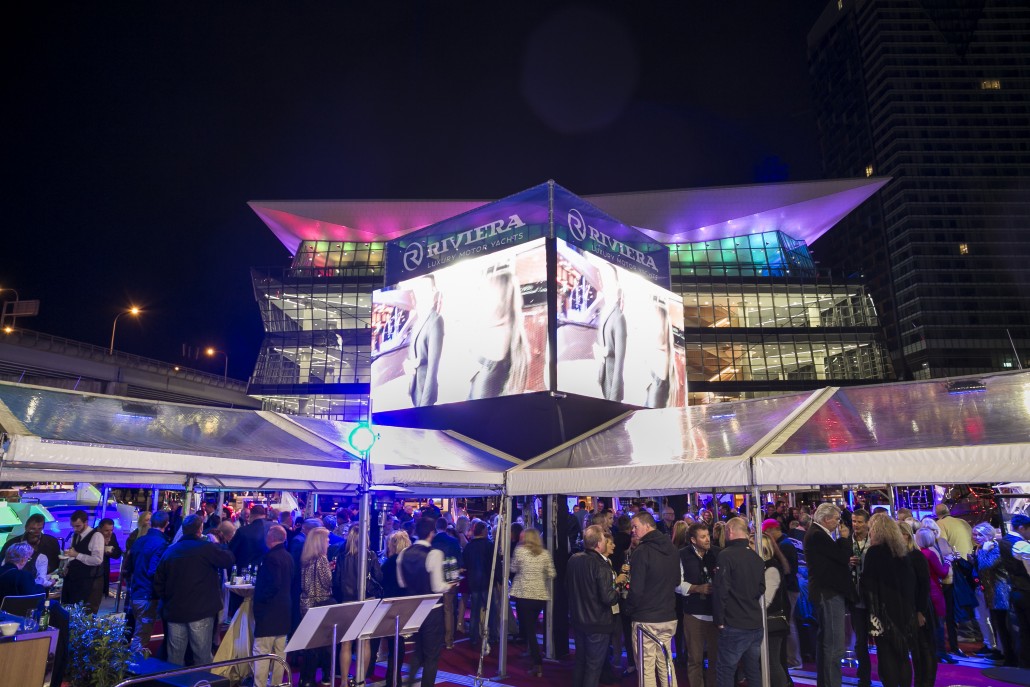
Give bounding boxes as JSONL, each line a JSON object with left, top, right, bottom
{"left": 0, "top": 382, "right": 518, "bottom": 495}
{"left": 756, "top": 371, "right": 1030, "bottom": 487}
{"left": 286, "top": 416, "right": 520, "bottom": 494}
{"left": 0, "top": 381, "right": 360, "bottom": 491}
{"left": 508, "top": 371, "right": 1030, "bottom": 496}
{"left": 506, "top": 391, "right": 819, "bottom": 496}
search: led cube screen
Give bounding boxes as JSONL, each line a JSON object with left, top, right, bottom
{"left": 371, "top": 237, "right": 549, "bottom": 413}
{"left": 556, "top": 238, "right": 686, "bottom": 408}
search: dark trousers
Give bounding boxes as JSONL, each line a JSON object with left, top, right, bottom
{"left": 621, "top": 609, "right": 636, "bottom": 669}
{"left": 1012, "top": 589, "right": 1030, "bottom": 669}
{"left": 851, "top": 606, "right": 871, "bottom": 686}
{"left": 408, "top": 606, "right": 443, "bottom": 687}
{"left": 573, "top": 629, "right": 611, "bottom": 687}
{"left": 767, "top": 633, "right": 790, "bottom": 687}
{"left": 873, "top": 632, "right": 911, "bottom": 687}
{"left": 385, "top": 634, "right": 407, "bottom": 687}
{"left": 300, "top": 647, "right": 330, "bottom": 684}
{"left": 469, "top": 589, "right": 498, "bottom": 646}
{"left": 943, "top": 583, "right": 959, "bottom": 653}
{"left": 990, "top": 608, "right": 1017, "bottom": 666}
{"left": 715, "top": 626, "right": 762, "bottom": 687}
{"left": 814, "top": 594, "right": 846, "bottom": 687}
{"left": 910, "top": 614, "right": 938, "bottom": 687}
{"left": 514, "top": 597, "right": 546, "bottom": 667}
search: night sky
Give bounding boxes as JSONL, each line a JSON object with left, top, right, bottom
{"left": 6, "top": 3, "right": 828, "bottom": 380}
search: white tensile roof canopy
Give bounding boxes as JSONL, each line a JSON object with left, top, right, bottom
{"left": 506, "top": 371, "right": 1030, "bottom": 496}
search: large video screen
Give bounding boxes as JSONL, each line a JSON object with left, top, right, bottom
{"left": 371, "top": 238, "right": 549, "bottom": 413}
{"left": 556, "top": 238, "right": 686, "bottom": 408}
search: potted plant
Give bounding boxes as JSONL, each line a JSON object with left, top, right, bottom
{"left": 66, "top": 605, "right": 134, "bottom": 687}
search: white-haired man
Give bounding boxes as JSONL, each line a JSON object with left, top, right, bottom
{"left": 804, "top": 503, "right": 855, "bottom": 687}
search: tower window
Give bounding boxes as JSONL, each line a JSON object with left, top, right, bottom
{"left": 865, "top": 165, "right": 874, "bottom": 177}
{"left": 980, "top": 80, "right": 1001, "bottom": 90}
{"left": 959, "top": 243, "right": 969, "bottom": 255}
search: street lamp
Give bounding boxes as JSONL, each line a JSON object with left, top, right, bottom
{"left": 347, "top": 421, "right": 378, "bottom": 682}
{"left": 108, "top": 306, "right": 141, "bottom": 355}
{"left": 206, "top": 347, "right": 228, "bottom": 382}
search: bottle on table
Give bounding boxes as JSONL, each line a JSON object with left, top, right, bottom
{"left": 39, "top": 601, "right": 50, "bottom": 631}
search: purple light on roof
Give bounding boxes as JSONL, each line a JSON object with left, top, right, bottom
{"left": 249, "top": 177, "right": 890, "bottom": 252}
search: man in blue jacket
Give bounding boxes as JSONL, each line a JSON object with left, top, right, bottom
{"left": 123, "top": 510, "right": 169, "bottom": 648}
{"left": 253, "top": 525, "right": 293, "bottom": 687}
{"left": 154, "top": 514, "right": 234, "bottom": 666}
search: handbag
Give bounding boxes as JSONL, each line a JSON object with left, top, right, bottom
{"left": 767, "top": 614, "right": 790, "bottom": 634}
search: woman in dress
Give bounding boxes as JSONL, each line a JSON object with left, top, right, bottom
{"left": 510, "top": 528, "right": 555, "bottom": 677}
{"left": 468, "top": 269, "right": 529, "bottom": 400}
{"left": 645, "top": 299, "right": 676, "bottom": 408}
{"left": 860, "top": 513, "right": 915, "bottom": 687}
{"left": 920, "top": 517, "right": 960, "bottom": 658}
{"left": 299, "top": 527, "right": 333, "bottom": 687}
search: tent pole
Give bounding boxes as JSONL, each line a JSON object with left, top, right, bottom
{"left": 216, "top": 491, "right": 225, "bottom": 520}
{"left": 95, "top": 485, "right": 110, "bottom": 527}
{"left": 356, "top": 449, "right": 371, "bottom": 686}
{"left": 886, "top": 484, "right": 895, "bottom": 510}
{"left": 497, "top": 495, "right": 512, "bottom": 679}
{"left": 545, "top": 494, "right": 556, "bottom": 660}
{"left": 150, "top": 486, "right": 159, "bottom": 513}
{"left": 751, "top": 483, "right": 771, "bottom": 687}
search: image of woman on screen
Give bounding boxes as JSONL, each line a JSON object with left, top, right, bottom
{"left": 403, "top": 275, "right": 444, "bottom": 407}
{"left": 646, "top": 298, "right": 676, "bottom": 408}
{"left": 468, "top": 268, "right": 529, "bottom": 399}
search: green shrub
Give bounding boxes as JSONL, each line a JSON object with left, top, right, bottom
{"left": 66, "top": 605, "right": 134, "bottom": 687}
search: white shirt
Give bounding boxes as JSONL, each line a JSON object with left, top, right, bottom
{"left": 34, "top": 554, "right": 50, "bottom": 586}
{"left": 677, "top": 545, "right": 714, "bottom": 622}
{"left": 72, "top": 526, "right": 105, "bottom": 567}
{"left": 396, "top": 540, "right": 450, "bottom": 593}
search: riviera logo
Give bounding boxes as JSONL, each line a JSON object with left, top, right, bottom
{"left": 403, "top": 242, "right": 424, "bottom": 271}
{"left": 568, "top": 208, "right": 587, "bottom": 242}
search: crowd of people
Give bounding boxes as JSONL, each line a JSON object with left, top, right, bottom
{"left": 1, "top": 494, "right": 1029, "bottom": 687}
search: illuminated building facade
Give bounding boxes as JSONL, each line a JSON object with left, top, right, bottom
{"left": 247, "top": 178, "right": 894, "bottom": 418}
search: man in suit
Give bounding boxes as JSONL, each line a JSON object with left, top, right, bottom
{"left": 405, "top": 275, "right": 444, "bottom": 407}
{"left": 594, "top": 262, "right": 626, "bottom": 402}
{"left": 96, "top": 518, "right": 122, "bottom": 601}
{"left": 252, "top": 525, "right": 293, "bottom": 687}
{"left": 804, "top": 503, "right": 855, "bottom": 687}
{"left": 678, "top": 523, "right": 720, "bottom": 687}
{"left": 154, "top": 515, "right": 234, "bottom": 666}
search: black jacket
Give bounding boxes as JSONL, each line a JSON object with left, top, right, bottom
{"left": 804, "top": 525, "right": 857, "bottom": 603}
{"left": 228, "top": 519, "right": 269, "bottom": 571}
{"left": 463, "top": 537, "right": 494, "bottom": 593}
{"left": 626, "top": 529, "right": 680, "bottom": 623}
{"left": 567, "top": 549, "right": 619, "bottom": 634}
{"left": 776, "top": 534, "right": 800, "bottom": 593}
{"left": 713, "top": 539, "right": 765, "bottom": 630}
{"left": 860, "top": 544, "right": 915, "bottom": 638}
{"left": 254, "top": 543, "right": 294, "bottom": 637}
{"left": 154, "top": 536, "right": 235, "bottom": 623}
{"left": 432, "top": 531, "right": 461, "bottom": 563}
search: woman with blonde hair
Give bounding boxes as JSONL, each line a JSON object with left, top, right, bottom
{"left": 333, "top": 524, "right": 384, "bottom": 684}
{"left": 299, "top": 527, "right": 332, "bottom": 687}
{"left": 860, "top": 513, "right": 915, "bottom": 686}
{"left": 671, "top": 520, "right": 689, "bottom": 549}
{"left": 510, "top": 528, "right": 555, "bottom": 677}
{"left": 900, "top": 523, "right": 937, "bottom": 687}
{"left": 468, "top": 268, "right": 530, "bottom": 399}
{"left": 381, "top": 531, "right": 411, "bottom": 687}
{"left": 753, "top": 533, "right": 791, "bottom": 687}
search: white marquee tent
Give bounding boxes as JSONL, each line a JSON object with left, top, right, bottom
{"left": 506, "top": 370, "right": 1030, "bottom": 496}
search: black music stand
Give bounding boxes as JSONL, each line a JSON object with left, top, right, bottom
{"left": 356, "top": 594, "right": 441, "bottom": 687}
{"left": 285, "top": 599, "right": 380, "bottom": 687}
